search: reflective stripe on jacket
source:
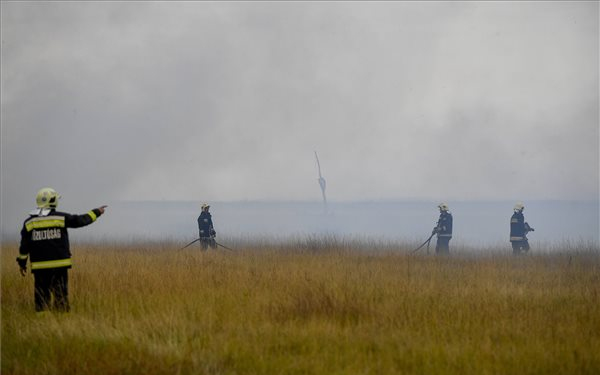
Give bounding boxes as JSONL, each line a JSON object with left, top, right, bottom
{"left": 435, "top": 211, "right": 453, "bottom": 238}
{"left": 19, "top": 209, "right": 101, "bottom": 271}
{"left": 197, "top": 212, "right": 215, "bottom": 238}
{"left": 510, "top": 211, "right": 526, "bottom": 241}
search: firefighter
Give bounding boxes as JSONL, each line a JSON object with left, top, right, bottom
{"left": 197, "top": 203, "right": 217, "bottom": 251}
{"left": 432, "top": 203, "right": 453, "bottom": 254}
{"left": 17, "top": 187, "right": 107, "bottom": 312}
{"left": 510, "top": 202, "right": 534, "bottom": 255}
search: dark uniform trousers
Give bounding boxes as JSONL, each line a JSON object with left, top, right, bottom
{"left": 512, "top": 240, "right": 530, "bottom": 254}
{"left": 34, "top": 267, "right": 70, "bottom": 312}
{"left": 199, "top": 237, "right": 217, "bottom": 251}
{"left": 436, "top": 237, "right": 451, "bottom": 254}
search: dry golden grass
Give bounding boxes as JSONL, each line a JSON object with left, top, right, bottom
{"left": 2, "top": 240, "right": 599, "bottom": 375}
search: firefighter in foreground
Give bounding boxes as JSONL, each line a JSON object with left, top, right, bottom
{"left": 432, "top": 203, "right": 453, "bottom": 254}
{"left": 197, "top": 203, "right": 217, "bottom": 250}
{"left": 17, "top": 187, "right": 107, "bottom": 312}
{"left": 510, "top": 202, "right": 534, "bottom": 254}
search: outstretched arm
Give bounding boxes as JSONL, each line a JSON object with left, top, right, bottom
{"left": 65, "top": 205, "right": 108, "bottom": 228}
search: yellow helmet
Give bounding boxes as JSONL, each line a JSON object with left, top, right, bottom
{"left": 438, "top": 203, "right": 449, "bottom": 211}
{"left": 514, "top": 202, "right": 524, "bottom": 211}
{"left": 36, "top": 187, "right": 61, "bottom": 209}
{"left": 201, "top": 203, "right": 210, "bottom": 210}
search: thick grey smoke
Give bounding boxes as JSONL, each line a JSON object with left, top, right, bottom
{"left": 2, "top": 2, "right": 598, "bottom": 239}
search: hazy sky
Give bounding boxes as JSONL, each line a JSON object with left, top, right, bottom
{"left": 1, "top": 1, "right": 598, "bottom": 230}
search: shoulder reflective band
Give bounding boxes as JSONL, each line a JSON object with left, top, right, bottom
{"left": 17, "top": 254, "right": 28, "bottom": 260}
{"left": 87, "top": 210, "right": 97, "bottom": 221}
{"left": 31, "top": 258, "right": 72, "bottom": 270}
{"left": 25, "top": 216, "right": 65, "bottom": 232}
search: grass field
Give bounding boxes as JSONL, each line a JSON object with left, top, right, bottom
{"left": 2, "top": 240, "right": 599, "bottom": 375}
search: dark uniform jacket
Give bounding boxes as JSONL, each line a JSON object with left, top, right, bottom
{"left": 18, "top": 208, "right": 103, "bottom": 272}
{"left": 510, "top": 211, "right": 531, "bottom": 241}
{"left": 197, "top": 212, "right": 215, "bottom": 238}
{"left": 435, "top": 211, "right": 453, "bottom": 238}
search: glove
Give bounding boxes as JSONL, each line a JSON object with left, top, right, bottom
{"left": 210, "top": 229, "right": 216, "bottom": 237}
{"left": 16, "top": 257, "right": 27, "bottom": 276}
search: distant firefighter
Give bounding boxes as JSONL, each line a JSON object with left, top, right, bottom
{"left": 432, "top": 203, "right": 453, "bottom": 254}
{"left": 17, "top": 187, "right": 107, "bottom": 312}
{"left": 197, "top": 203, "right": 217, "bottom": 251}
{"left": 510, "top": 202, "right": 534, "bottom": 255}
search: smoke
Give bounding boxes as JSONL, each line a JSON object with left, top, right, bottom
{"left": 2, "top": 2, "right": 598, "bottom": 237}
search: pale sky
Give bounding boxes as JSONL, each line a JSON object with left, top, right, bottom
{"left": 1, "top": 1, "right": 598, "bottom": 234}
